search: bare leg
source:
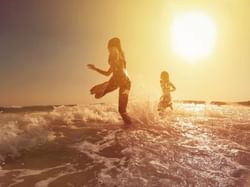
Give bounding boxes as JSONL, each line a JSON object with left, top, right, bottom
{"left": 169, "top": 103, "right": 173, "bottom": 110}
{"left": 90, "top": 80, "right": 118, "bottom": 99}
{"left": 119, "top": 84, "right": 131, "bottom": 125}
{"left": 90, "top": 82, "right": 109, "bottom": 98}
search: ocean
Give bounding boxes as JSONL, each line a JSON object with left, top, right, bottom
{"left": 0, "top": 102, "right": 249, "bottom": 187}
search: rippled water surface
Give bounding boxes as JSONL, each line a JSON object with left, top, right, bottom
{"left": 0, "top": 103, "right": 250, "bottom": 186}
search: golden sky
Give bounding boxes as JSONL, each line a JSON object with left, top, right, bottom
{"left": 0, "top": 0, "right": 249, "bottom": 105}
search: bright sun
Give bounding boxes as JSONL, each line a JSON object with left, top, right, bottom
{"left": 171, "top": 12, "right": 217, "bottom": 62}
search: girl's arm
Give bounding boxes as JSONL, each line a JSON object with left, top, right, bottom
{"left": 170, "top": 82, "right": 176, "bottom": 92}
{"left": 87, "top": 64, "right": 112, "bottom": 76}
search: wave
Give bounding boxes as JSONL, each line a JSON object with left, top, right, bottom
{"left": 0, "top": 102, "right": 250, "bottom": 186}
{"left": 0, "top": 100, "right": 250, "bottom": 114}
{"left": 0, "top": 102, "right": 249, "bottom": 162}
{"left": 0, "top": 104, "right": 76, "bottom": 113}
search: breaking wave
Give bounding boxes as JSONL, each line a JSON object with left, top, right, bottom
{"left": 0, "top": 102, "right": 250, "bottom": 186}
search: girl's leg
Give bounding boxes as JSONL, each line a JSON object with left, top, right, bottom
{"left": 90, "top": 80, "right": 118, "bottom": 99}
{"left": 158, "top": 96, "right": 164, "bottom": 111}
{"left": 169, "top": 103, "right": 173, "bottom": 110}
{"left": 118, "top": 82, "right": 131, "bottom": 124}
{"left": 103, "top": 81, "right": 118, "bottom": 95}
{"left": 90, "top": 82, "right": 109, "bottom": 98}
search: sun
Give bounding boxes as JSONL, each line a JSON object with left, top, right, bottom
{"left": 171, "top": 12, "right": 217, "bottom": 62}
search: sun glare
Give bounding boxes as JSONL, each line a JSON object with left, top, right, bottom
{"left": 171, "top": 12, "right": 217, "bottom": 62}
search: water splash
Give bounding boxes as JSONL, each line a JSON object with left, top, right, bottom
{"left": 0, "top": 102, "right": 249, "bottom": 186}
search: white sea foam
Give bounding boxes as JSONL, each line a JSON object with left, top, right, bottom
{"left": 0, "top": 102, "right": 249, "bottom": 186}
{"left": 0, "top": 163, "right": 75, "bottom": 187}
{"left": 0, "top": 103, "right": 121, "bottom": 162}
{"left": 0, "top": 113, "right": 55, "bottom": 162}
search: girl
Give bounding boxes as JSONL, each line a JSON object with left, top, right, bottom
{"left": 158, "top": 71, "right": 176, "bottom": 112}
{"left": 87, "top": 37, "right": 132, "bottom": 124}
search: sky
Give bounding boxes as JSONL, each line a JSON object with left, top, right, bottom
{"left": 0, "top": 0, "right": 250, "bottom": 106}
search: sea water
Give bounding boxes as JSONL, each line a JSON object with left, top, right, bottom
{"left": 0, "top": 103, "right": 249, "bottom": 187}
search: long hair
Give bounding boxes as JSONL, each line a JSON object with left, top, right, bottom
{"left": 108, "top": 37, "right": 126, "bottom": 63}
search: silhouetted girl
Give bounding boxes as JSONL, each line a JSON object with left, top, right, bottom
{"left": 87, "top": 37, "right": 132, "bottom": 124}
{"left": 158, "top": 71, "right": 176, "bottom": 112}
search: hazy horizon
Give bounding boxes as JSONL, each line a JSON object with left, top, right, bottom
{"left": 1, "top": 0, "right": 250, "bottom": 106}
